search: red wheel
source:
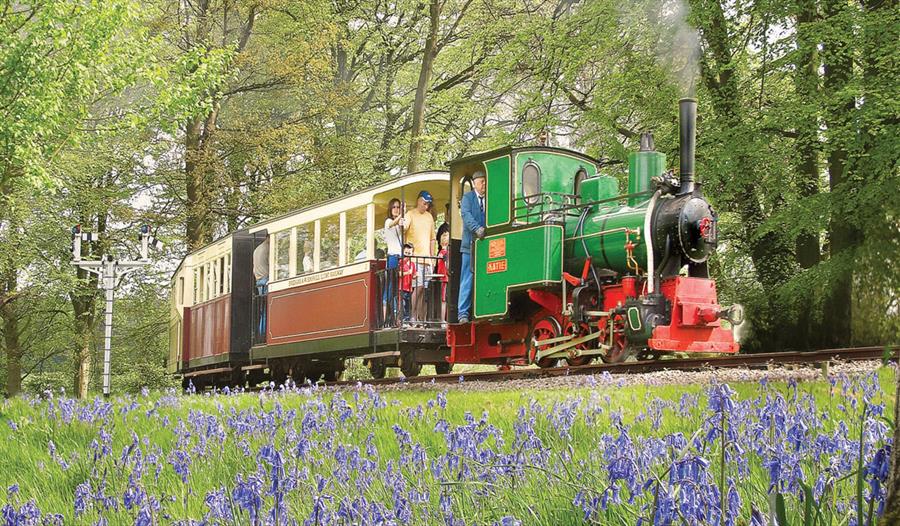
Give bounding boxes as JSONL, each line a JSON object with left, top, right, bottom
{"left": 564, "top": 321, "right": 593, "bottom": 366}
{"left": 529, "top": 317, "right": 562, "bottom": 368}
{"left": 599, "top": 314, "right": 632, "bottom": 364}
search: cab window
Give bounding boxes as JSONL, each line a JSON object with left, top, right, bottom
{"left": 522, "top": 161, "right": 541, "bottom": 205}
{"left": 574, "top": 167, "right": 588, "bottom": 196}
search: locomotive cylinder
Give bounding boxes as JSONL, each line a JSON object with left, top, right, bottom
{"left": 679, "top": 98, "right": 697, "bottom": 194}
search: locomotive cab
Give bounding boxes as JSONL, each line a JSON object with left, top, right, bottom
{"left": 447, "top": 146, "right": 602, "bottom": 323}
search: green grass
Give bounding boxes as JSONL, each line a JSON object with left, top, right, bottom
{"left": 0, "top": 365, "right": 895, "bottom": 525}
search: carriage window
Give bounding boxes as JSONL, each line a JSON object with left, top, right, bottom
{"left": 206, "top": 262, "right": 213, "bottom": 300}
{"left": 218, "top": 257, "right": 225, "bottom": 295}
{"left": 460, "top": 177, "right": 473, "bottom": 199}
{"left": 199, "top": 264, "right": 207, "bottom": 302}
{"left": 347, "top": 207, "right": 368, "bottom": 262}
{"left": 320, "top": 214, "right": 340, "bottom": 270}
{"left": 225, "top": 253, "right": 232, "bottom": 293}
{"left": 192, "top": 269, "right": 198, "bottom": 304}
{"left": 574, "top": 167, "right": 588, "bottom": 196}
{"left": 210, "top": 259, "right": 218, "bottom": 298}
{"left": 274, "top": 231, "right": 291, "bottom": 280}
{"left": 295, "top": 223, "right": 314, "bottom": 275}
{"left": 178, "top": 277, "right": 184, "bottom": 304}
{"left": 522, "top": 161, "right": 541, "bottom": 205}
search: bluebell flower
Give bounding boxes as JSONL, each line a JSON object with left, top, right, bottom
{"left": 2, "top": 500, "right": 41, "bottom": 526}
{"left": 74, "top": 482, "right": 91, "bottom": 516}
{"left": 865, "top": 445, "right": 891, "bottom": 514}
{"left": 439, "top": 492, "right": 452, "bottom": 516}
{"left": 231, "top": 473, "right": 264, "bottom": 523}
{"left": 123, "top": 482, "right": 144, "bottom": 511}
{"left": 167, "top": 449, "right": 191, "bottom": 483}
{"left": 573, "top": 490, "right": 601, "bottom": 521}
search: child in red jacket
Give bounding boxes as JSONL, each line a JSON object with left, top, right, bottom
{"left": 399, "top": 243, "right": 416, "bottom": 322}
{"left": 436, "top": 231, "right": 450, "bottom": 321}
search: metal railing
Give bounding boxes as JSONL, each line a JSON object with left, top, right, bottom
{"left": 375, "top": 255, "right": 446, "bottom": 330}
{"left": 512, "top": 190, "right": 656, "bottom": 225}
{"left": 512, "top": 192, "right": 582, "bottom": 223}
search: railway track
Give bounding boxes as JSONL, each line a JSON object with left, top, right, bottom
{"left": 327, "top": 346, "right": 896, "bottom": 388}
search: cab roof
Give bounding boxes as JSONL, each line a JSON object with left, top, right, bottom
{"left": 447, "top": 146, "right": 604, "bottom": 170}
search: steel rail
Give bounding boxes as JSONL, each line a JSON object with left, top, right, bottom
{"left": 326, "top": 346, "right": 896, "bottom": 388}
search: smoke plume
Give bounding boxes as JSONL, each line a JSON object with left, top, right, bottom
{"left": 633, "top": 0, "right": 702, "bottom": 96}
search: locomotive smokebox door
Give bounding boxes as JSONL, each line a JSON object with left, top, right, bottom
{"left": 678, "top": 197, "right": 718, "bottom": 263}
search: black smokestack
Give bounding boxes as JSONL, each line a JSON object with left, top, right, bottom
{"left": 679, "top": 98, "right": 697, "bottom": 194}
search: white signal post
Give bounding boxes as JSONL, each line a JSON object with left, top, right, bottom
{"left": 71, "top": 225, "right": 163, "bottom": 397}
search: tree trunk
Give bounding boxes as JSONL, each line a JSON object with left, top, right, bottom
{"left": 793, "top": 0, "right": 821, "bottom": 271}
{"left": 70, "top": 184, "right": 108, "bottom": 398}
{"left": 373, "top": 65, "right": 400, "bottom": 176}
{"left": 1, "top": 270, "right": 22, "bottom": 397}
{"left": 71, "top": 232, "right": 101, "bottom": 399}
{"left": 407, "top": 0, "right": 441, "bottom": 173}
{"left": 791, "top": 0, "right": 822, "bottom": 351}
{"left": 821, "top": 0, "right": 857, "bottom": 348}
{"left": 0, "top": 177, "right": 23, "bottom": 397}
{"left": 183, "top": 0, "right": 222, "bottom": 251}
{"left": 185, "top": 115, "right": 206, "bottom": 250}
{"left": 71, "top": 293, "right": 95, "bottom": 399}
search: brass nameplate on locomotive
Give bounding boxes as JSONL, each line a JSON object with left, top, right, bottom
{"left": 486, "top": 259, "right": 507, "bottom": 274}
{"left": 488, "top": 238, "right": 506, "bottom": 258}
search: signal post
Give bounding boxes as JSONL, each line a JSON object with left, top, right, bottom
{"left": 71, "top": 225, "right": 162, "bottom": 397}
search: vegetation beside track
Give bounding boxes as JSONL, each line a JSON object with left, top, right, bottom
{"left": 0, "top": 365, "right": 895, "bottom": 524}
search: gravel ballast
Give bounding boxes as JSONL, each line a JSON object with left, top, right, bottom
{"left": 338, "top": 360, "right": 891, "bottom": 393}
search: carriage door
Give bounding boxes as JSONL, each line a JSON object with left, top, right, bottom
{"left": 251, "top": 229, "right": 269, "bottom": 345}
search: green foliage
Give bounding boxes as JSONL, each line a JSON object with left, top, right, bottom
{"left": 1, "top": 1, "right": 150, "bottom": 186}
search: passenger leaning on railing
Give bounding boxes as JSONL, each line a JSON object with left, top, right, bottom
{"left": 382, "top": 197, "right": 404, "bottom": 325}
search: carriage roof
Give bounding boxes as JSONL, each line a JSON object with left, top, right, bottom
{"left": 172, "top": 170, "right": 450, "bottom": 279}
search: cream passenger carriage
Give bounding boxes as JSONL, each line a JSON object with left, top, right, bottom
{"left": 169, "top": 171, "right": 451, "bottom": 388}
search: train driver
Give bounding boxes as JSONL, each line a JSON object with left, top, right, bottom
{"left": 458, "top": 170, "right": 486, "bottom": 323}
